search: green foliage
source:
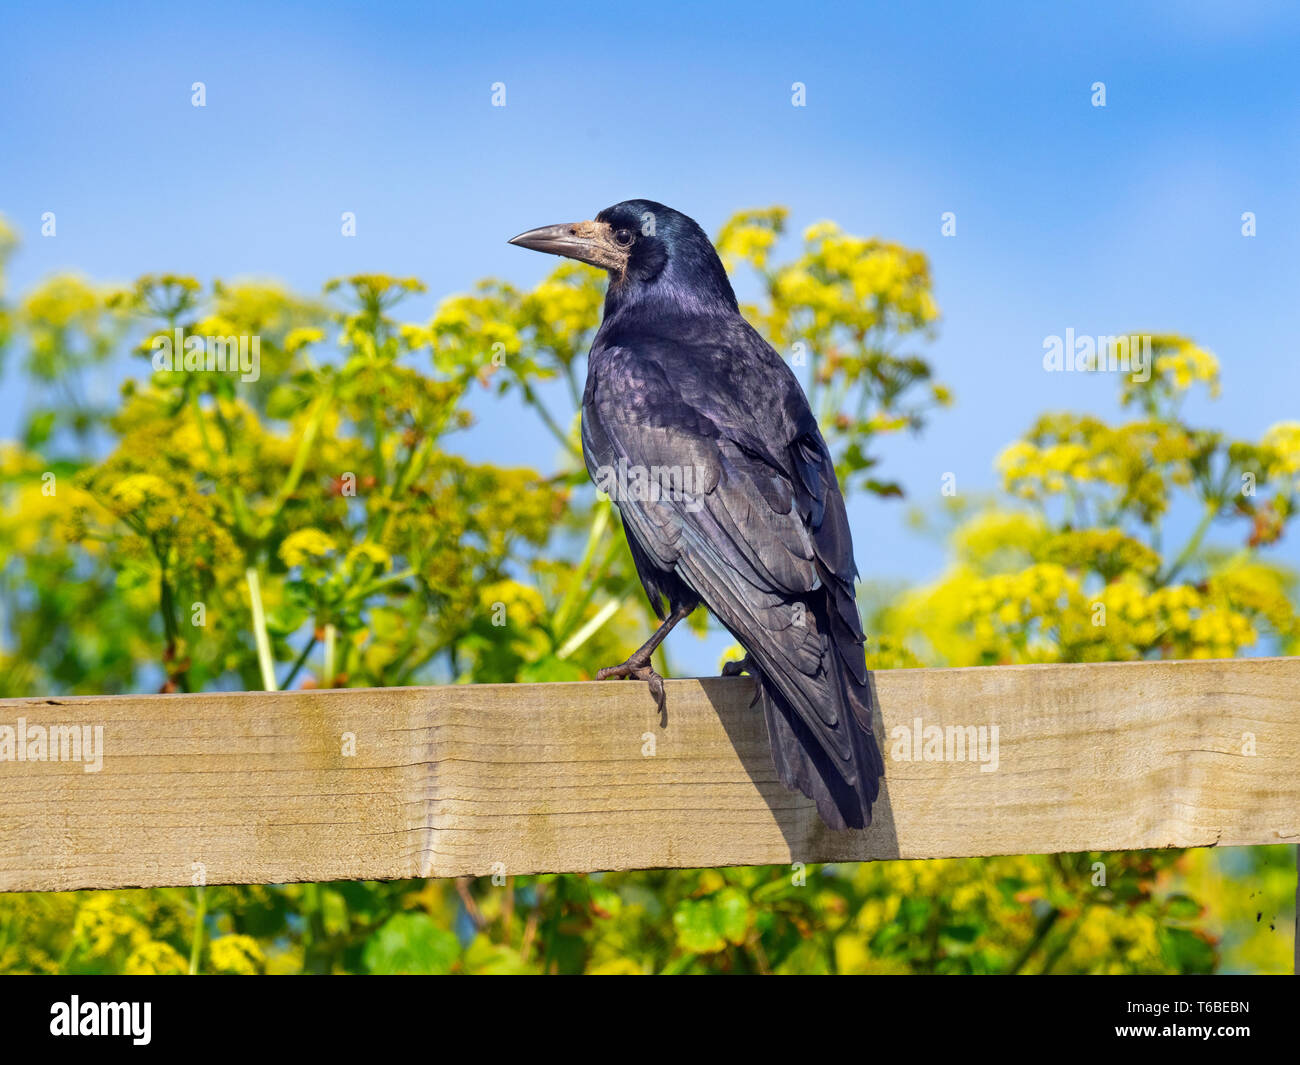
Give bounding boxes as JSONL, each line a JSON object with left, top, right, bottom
{"left": 363, "top": 913, "right": 460, "bottom": 975}
{"left": 0, "top": 210, "right": 1292, "bottom": 974}
{"left": 891, "top": 338, "right": 1299, "bottom": 667}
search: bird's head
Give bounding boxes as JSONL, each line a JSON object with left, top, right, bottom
{"left": 509, "top": 199, "right": 737, "bottom": 315}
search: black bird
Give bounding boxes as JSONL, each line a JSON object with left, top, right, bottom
{"left": 509, "top": 200, "right": 884, "bottom": 830}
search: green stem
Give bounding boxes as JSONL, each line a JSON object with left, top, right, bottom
{"left": 393, "top": 436, "right": 434, "bottom": 497}
{"left": 1039, "top": 908, "right": 1088, "bottom": 974}
{"left": 323, "top": 623, "right": 337, "bottom": 687}
{"left": 189, "top": 885, "right": 207, "bottom": 975}
{"left": 210, "top": 400, "right": 256, "bottom": 535}
{"left": 258, "top": 384, "right": 333, "bottom": 538}
{"left": 521, "top": 380, "right": 579, "bottom": 458}
{"left": 342, "top": 568, "right": 415, "bottom": 606}
{"left": 552, "top": 501, "right": 612, "bottom": 638}
{"left": 556, "top": 597, "right": 623, "bottom": 660}
{"left": 154, "top": 536, "right": 191, "bottom": 693}
{"left": 1159, "top": 502, "right": 1218, "bottom": 586}
{"left": 371, "top": 393, "right": 384, "bottom": 486}
{"left": 1008, "top": 907, "right": 1060, "bottom": 975}
{"left": 282, "top": 634, "right": 319, "bottom": 689}
{"left": 245, "top": 567, "right": 278, "bottom": 692}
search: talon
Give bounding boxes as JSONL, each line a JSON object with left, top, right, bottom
{"left": 595, "top": 655, "right": 667, "bottom": 717}
{"left": 641, "top": 666, "right": 667, "bottom": 718}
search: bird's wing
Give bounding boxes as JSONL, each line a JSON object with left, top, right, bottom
{"left": 582, "top": 336, "right": 865, "bottom": 766}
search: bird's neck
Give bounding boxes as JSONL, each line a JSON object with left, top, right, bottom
{"left": 603, "top": 265, "right": 738, "bottom": 322}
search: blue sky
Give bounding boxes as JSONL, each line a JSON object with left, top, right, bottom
{"left": 3, "top": 0, "right": 1298, "bottom": 672}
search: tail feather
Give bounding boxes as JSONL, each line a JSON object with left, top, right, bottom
{"left": 754, "top": 638, "right": 883, "bottom": 830}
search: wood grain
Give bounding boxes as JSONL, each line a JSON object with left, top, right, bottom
{"left": 1, "top": 657, "right": 1297, "bottom": 892}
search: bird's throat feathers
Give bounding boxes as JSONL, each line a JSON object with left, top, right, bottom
{"left": 603, "top": 245, "right": 739, "bottom": 321}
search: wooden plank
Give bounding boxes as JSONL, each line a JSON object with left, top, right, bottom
{"left": 1, "top": 657, "right": 1297, "bottom": 893}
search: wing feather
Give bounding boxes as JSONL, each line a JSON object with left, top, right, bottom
{"left": 587, "top": 347, "right": 847, "bottom": 740}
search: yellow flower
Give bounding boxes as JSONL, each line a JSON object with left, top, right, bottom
{"left": 346, "top": 541, "right": 391, "bottom": 571}
{"left": 73, "top": 895, "right": 149, "bottom": 957}
{"left": 802, "top": 220, "right": 840, "bottom": 244}
{"left": 124, "top": 940, "right": 188, "bottom": 975}
{"left": 109, "top": 474, "right": 173, "bottom": 511}
{"left": 208, "top": 934, "right": 265, "bottom": 975}
{"left": 285, "top": 326, "right": 324, "bottom": 354}
{"left": 1263, "top": 422, "right": 1300, "bottom": 481}
{"left": 279, "top": 527, "right": 337, "bottom": 567}
{"left": 478, "top": 579, "right": 546, "bottom": 627}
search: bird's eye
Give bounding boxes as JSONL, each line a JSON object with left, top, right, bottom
{"left": 613, "top": 228, "right": 634, "bottom": 247}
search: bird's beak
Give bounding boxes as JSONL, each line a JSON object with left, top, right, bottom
{"left": 508, "top": 220, "right": 629, "bottom": 272}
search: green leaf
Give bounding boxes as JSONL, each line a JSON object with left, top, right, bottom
{"left": 672, "top": 898, "right": 727, "bottom": 954}
{"left": 939, "top": 923, "right": 979, "bottom": 943}
{"left": 362, "top": 913, "right": 460, "bottom": 974}
{"left": 23, "top": 410, "right": 56, "bottom": 448}
{"left": 714, "top": 888, "right": 751, "bottom": 946}
{"left": 462, "top": 934, "right": 534, "bottom": 975}
{"left": 264, "top": 603, "right": 309, "bottom": 637}
{"left": 672, "top": 890, "right": 752, "bottom": 954}
{"left": 1163, "top": 894, "right": 1203, "bottom": 921}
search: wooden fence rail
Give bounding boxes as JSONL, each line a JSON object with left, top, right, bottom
{"left": 1, "top": 657, "right": 1298, "bottom": 897}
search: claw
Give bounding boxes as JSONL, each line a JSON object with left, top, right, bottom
{"left": 596, "top": 656, "right": 667, "bottom": 719}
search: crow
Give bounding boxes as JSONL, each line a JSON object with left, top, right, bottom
{"left": 509, "top": 199, "right": 884, "bottom": 830}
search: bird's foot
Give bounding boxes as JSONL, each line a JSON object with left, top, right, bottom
{"left": 596, "top": 654, "right": 666, "bottom": 717}
{"left": 720, "top": 653, "right": 754, "bottom": 678}
{"left": 720, "top": 654, "right": 762, "bottom": 707}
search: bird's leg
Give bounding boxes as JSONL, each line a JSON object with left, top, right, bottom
{"left": 721, "top": 653, "right": 762, "bottom": 707}
{"left": 595, "top": 603, "right": 693, "bottom": 715}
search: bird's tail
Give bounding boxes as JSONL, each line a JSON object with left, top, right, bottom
{"left": 752, "top": 602, "right": 883, "bottom": 830}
